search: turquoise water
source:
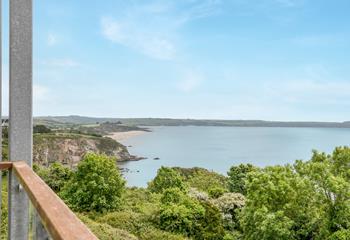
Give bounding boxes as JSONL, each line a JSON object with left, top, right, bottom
{"left": 118, "top": 126, "right": 350, "bottom": 187}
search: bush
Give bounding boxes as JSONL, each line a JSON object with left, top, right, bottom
{"left": 61, "top": 153, "right": 125, "bottom": 212}
{"left": 78, "top": 214, "right": 138, "bottom": 240}
{"left": 35, "top": 162, "right": 72, "bottom": 192}
{"left": 196, "top": 201, "right": 225, "bottom": 240}
{"left": 175, "top": 167, "right": 228, "bottom": 193}
{"left": 159, "top": 187, "right": 225, "bottom": 240}
{"left": 137, "top": 226, "right": 187, "bottom": 240}
{"left": 227, "top": 164, "right": 256, "bottom": 195}
{"left": 148, "top": 167, "right": 187, "bottom": 193}
{"left": 208, "top": 187, "right": 227, "bottom": 199}
{"left": 159, "top": 203, "right": 204, "bottom": 237}
{"left": 1, "top": 178, "right": 8, "bottom": 239}
{"left": 97, "top": 209, "right": 187, "bottom": 240}
{"left": 329, "top": 229, "right": 350, "bottom": 240}
{"left": 33, "top": 125, "right": 52, "bottom": 134}
{"left": 211, "top": 193, "right": 245, "bottom": 231}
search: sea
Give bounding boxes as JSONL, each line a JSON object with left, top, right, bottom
{"left": 118, "top": 126, "right": 350, "bottom": 187}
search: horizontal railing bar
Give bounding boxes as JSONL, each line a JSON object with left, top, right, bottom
{"left": 12, "top": 161, "right": 98, "bottom": 240}
{"left": 0, "top": 162, "right": 13, "bottom": 170}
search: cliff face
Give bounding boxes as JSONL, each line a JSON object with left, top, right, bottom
{"left": 33, "top": 134, "right": 133, "bottom": 167}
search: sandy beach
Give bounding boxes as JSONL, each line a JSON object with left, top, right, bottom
{"left": 108, "top": 131, "right": 148, "bottom": 142}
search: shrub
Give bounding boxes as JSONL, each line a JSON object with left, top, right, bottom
{"left": 33, "top": 124, "right": 51, "bottom": 134}
{"left": 211, "top": 193, "right": 245, "bottom": 231}
{"left": 1, "top": 179, "right": 8, "bottom": 239}
{"left": 35, "top": 162, "right": 72, "bottom": 192}
{"left": 78, "top": 214, "right": 138, "bottom": 240}
{"left": 208, "top": 187, "right": 227, "bottom": 199}
{"left": 227, "top": 164, "right": 257, "bottom": 195}
{"left": 188, "top": 187, "right": 210, "bottom": 202}
{"left": 196, "top": 201, "right": 225, "bottom": 240}
{"left": 61, "top": 153, "right": 125, "bottom": 212}
{"left": 175, "top": 167, "right": 228, "bottom": 193}
{"left": 159, "top": 187, "right": 225, "bottom": 240}
{"left": 159, "top": 203, "right": 205, "bottom": 237}
{"left": 148, "top": 167, "right": 187, "bottom": 193}
{"left": 329, "top": 229, "right": 350, "bottom": 240}
{"left": 138, "top": 226, "right": 187, "bottom": 240}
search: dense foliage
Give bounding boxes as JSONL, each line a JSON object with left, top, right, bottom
{"left": 148, "top": 167, "right": 187, "bottom": 193}
{"left": 1, "top": 178, "right": 8, "bottom": 240}
{"left": 3, "top": 147, "right": 350, "bottom": 240}
{"left": 227, "top": 164, "right": 257, "bottom": 195}
{"left": 34, "top": 162, "right": 72, "bottom": 192}
{"left": 241, "top": 147, "right": 350, "bottom": 240}
{"left": 33, "top": 124, "right": 52, "bottom": 134}
{"left": 60, "top": 153, "right": 125, "bottom": 212}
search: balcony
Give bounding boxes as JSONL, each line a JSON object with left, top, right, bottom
{"left": 0, "top": 161, "right": 98, "bottom": 239}
{"left": 0, "top": 0, "right": 97, "bottom": 239}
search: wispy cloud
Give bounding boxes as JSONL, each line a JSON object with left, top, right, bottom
{"left": 100, "top": 0, "right": 222, "bottom": 60}
{"left": 101, "top": 17, "right": 176, "bottom": 60}
{"left": 41, "top": 58, "right": 81, "bottom": 68}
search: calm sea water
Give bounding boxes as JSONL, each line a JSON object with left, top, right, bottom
{"left": 118, "top": 126, "right": 350, "bottom": 187}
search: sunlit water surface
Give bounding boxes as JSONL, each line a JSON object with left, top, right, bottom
{"left": 118, "top": 126, "right": 350, "bottom": 187}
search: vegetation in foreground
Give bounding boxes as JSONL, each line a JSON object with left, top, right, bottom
{"left": 2, "top": 147, "right": 350, "bottom": 239}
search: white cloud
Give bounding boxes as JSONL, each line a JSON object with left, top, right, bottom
{"left": 177, "top": 71, "right": 203, "bottom": 92}
{"left": 100, "top": 1, "right": 222, "bottom": 60}
{"left": 42, "top": 58, "right": 81, "bottom": 68}
{"left": 47, "top": 33, "right": 59, "bottom": 46}
{"left": 101, "top": 17, "right": 176, "bottom": 60}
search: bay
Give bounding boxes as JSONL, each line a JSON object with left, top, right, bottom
{"left": 118, "top": 126, "right": 350, "bottom": 187}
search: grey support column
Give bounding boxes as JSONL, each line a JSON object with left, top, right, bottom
{"left": 8, "top": 0, "right": 33, "bottom": 239}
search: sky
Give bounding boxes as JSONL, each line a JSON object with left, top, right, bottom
{"left": 2, "top": 0, "right": 350, "bottom": 121}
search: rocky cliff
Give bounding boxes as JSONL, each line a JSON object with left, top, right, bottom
{"left": 33, "top": 133, "right": 138, "bottom": 167}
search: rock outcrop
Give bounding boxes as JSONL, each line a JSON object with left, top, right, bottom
{"left": 33, "top": 133, "right": 138, "bottom": 167}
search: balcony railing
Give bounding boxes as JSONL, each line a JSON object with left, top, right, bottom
{"left": 0, "top": 0, "right": 100, "bottom": 238}
{"left": 1, "top": 161, "right": 98, "bottom": 239}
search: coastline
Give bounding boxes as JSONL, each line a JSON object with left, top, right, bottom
{"left": 108, "top": 130, "right": 148, "bottom": 142}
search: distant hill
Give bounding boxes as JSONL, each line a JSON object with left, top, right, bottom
{"left": 34, "top": 116, "right": 350, "bottom": 128}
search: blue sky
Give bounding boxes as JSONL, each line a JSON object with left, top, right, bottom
{"left": 2, "top": 0, "right": 350, "bottom": 121}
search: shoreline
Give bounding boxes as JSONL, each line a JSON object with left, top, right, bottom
{"left": 107, "top": 130, "right": 148, "bottom": 142}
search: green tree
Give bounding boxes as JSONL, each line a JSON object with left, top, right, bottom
{"left": 196, "top": 201, "right": 225, "bottom": 240}
{"left": 148, "top": 167, "right": 187, "bottom": 193}
{"left": 159, "top": 188, "right": 205, "bottom": 237}
{"left": 33, "top": 124, "right": 52, "bottom": 134}
{"left": 159, "top": 187, "right": 225, "bottom": 239}
{"left": 295, "top": 147, "right": 350, "bottom": 236}
{"left": 240, "top": 165, "right": 322, "bottom": 240}
{"left": 61, "top": 153, "right": 125, "bottom": 212}
{"left": 227, "top": 164, "right": 256, "bottom": 195}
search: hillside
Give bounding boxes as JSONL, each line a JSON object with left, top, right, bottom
{"left": 35, "top": 115, "right": 350, "bottom": 128}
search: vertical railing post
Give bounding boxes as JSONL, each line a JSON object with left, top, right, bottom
{"left": 8, "top": 0, "right": 33, "bottom": 239}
